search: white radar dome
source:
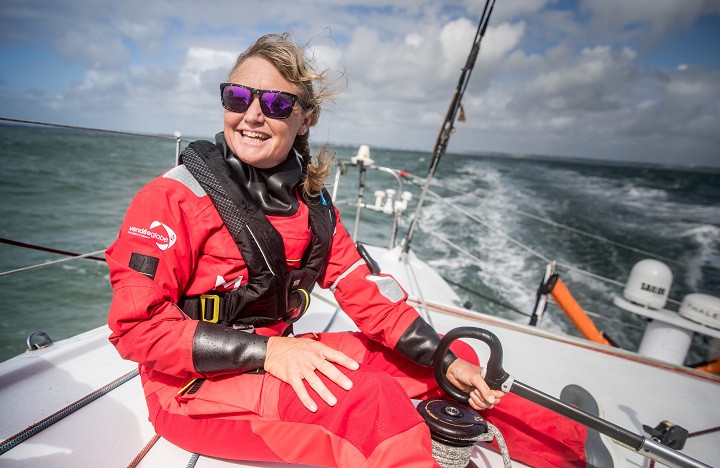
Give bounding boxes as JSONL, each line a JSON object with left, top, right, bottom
{"left": 622, "top": 259, "right": 673, "bottom": 310}
{"left": 679, "top": 293, "right": 720, "bottom": 330}
{"left": 351, "top": 145, "right": 374, "bottom": 166}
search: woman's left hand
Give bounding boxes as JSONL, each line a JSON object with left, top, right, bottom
{"left": 446, "top": 358, "right": 506, "bottom": 410}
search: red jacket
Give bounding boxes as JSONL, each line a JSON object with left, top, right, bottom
{"left": 106, "top": 164, "right": 421, "bottom": 380}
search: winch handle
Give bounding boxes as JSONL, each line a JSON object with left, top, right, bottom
{"left": 434, "top": 327, "right": 713, "bottom": 468}
{"left": 434, "top": 327, "right": 512, "bottom": 404}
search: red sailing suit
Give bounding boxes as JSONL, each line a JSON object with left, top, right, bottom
{"left": 107, "top": 163, "right": 586, "bottom": 467}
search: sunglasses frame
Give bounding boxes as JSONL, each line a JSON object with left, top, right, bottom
{"left": 220, "top": 82, "right": 307, "bottom": 119}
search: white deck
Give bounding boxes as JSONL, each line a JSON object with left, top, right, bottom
{"left": 0, "top": 245, "right": 718, "bottom": 467}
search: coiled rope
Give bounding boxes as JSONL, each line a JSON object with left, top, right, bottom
{"left": 480, "top": 423, "right": 513, "bottom": 468}
{"left": 433, "top": 421, "right": 512, "bottom": 468}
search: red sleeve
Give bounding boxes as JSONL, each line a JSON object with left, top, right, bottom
{"left": 106, "top": 177, "right": 211, "bottom": 378}
{"left": 319, "top": 208, "right": 420, "bottom": 349}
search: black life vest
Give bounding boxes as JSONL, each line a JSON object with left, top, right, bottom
{"left": 178, "top": 140, "right": 336, "bottom": 328}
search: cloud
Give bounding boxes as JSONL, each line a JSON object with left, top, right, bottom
{"left": 1, "top": 0, "right": 719, "bottom": 166}
{"left": 54, "top": 27, "right": 131, "bottom": 69}
{"left": 581, "top": 0, "right": 719, "bottom": 44}
{"left": 509, "top": 46, "right": 637, "bottom": 113}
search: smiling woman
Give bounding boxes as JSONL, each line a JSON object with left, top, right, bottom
{"left": 221, "top": 56, "right": 312, "bottom": 169}
{"left": 99, "top": 29, "right": 593, "bottom": 468}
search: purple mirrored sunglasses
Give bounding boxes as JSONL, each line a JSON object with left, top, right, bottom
{"left": 220, "top": 83, "right": 307, "bottom": 119}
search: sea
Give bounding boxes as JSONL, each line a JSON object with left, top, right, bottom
{"left": 1, "top": 122, "right": 719, "bottom": 365}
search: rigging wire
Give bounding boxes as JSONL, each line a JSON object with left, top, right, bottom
{"left": 0, "top": 116, "right": 184, "bottom": 141}
{"left": 402, "top": 0, "right": 496, "bottom": 254}
{"left": 422, "top": 186, "right": 685, "bottom": 306}
{"left": 428, "top": 176, "right": 708, "bottom": 272}
{"left": 0, "top": 249, "right": 107, "bottom": 278}
{"left": 440, "top": 275, "right": 530, "bottom": 317}
{"left": 421, "top": 226, "right": 651, "bottom": 336}
{"left": 403, "top": 171, "right": 706, "bottom": 274}
{"left": 0, "top": 237, "right": 106, "bottom": 262}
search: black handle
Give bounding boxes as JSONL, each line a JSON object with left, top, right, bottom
{"left": 433, "top": 327, "right": 714, "bottom": 468}
{"left": 434, "top": 327, "right": 511, "bottom": 404}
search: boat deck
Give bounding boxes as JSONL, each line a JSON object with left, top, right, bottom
{"left": 1, "top": 245, "right": 718, "bottom": 467}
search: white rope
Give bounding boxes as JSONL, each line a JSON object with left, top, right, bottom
{"left": 478, "top": 422, "right": 513, "bottom": 468}
{"left": 0, "top": 249, "right": 106, "bottom": 277}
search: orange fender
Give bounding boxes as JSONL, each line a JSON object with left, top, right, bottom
{"left": 550, "top": 278, "right": 611, "bottom": 347}
{"left": 694, "top": 358, "right": 720, "bottom": 375}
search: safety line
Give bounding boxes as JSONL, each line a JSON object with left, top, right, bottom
{"left": 0, "top": 369, "right": 139, "bottom": 455}
{"left": 185, "top": 453, "right": 200, "bottom": 468}
{"left": 425, "top": 228, "right": 650, "bottom": 334}
{"left": 0, "top": 116, "right": 182, "bottom": 141}
{"left": 440, "top": 275, "right": 530, "bottom": 317}
{"left": 404, "top": 171, "right": 713, "bottom": 277}
{"left": 0, "top": 249, "right": 107, "bottom": 278}
{"left": 689, "top": 426, "right": 720, "bottom": 438}
{"left": 127, "top": 434, "right": 161, "bottom": 468}
{"left": 426, "top": 188, "right": 553, "bottom": 263}
{"left": 424, "top": 188, "right": 686, "bottom": 306}
{"left": 0, "top": 237, "right": 107, "bottom": 262}
{"left": 420, "top": 220, "right": 538, "bottom": 294}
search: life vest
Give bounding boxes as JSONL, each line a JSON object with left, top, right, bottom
{"left": 178, "top": 140, "right": 336, "bottom": 328}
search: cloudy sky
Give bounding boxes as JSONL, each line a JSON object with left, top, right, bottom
{"left": 2, "top": 0, "right": 719, "bottom": 167}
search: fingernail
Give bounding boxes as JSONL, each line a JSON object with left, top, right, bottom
{"left": 487, "top": 394, "right": 495, "bottom": 403}
{"left": 328, "top": 397, "right": 337, "bottom": 406}
{"left": 309, "top": 404, "right": 318, "bottom": 412}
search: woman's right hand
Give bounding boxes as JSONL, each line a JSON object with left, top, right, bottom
{"left": 265, "top": 336, "right": 359, "bottom": 412}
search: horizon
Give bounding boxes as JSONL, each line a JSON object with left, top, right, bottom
{"left": 3, "top": 118, "right": 718, "bottom": 175}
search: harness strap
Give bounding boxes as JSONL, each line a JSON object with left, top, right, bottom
{"left": 179, "top": 141, "right": 336, "bottom": 327}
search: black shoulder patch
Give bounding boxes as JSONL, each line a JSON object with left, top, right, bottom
{"left": 129, "top": 253, "right": 159, "bottom": 280}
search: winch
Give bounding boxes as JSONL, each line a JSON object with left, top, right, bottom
{"left": 417, "top": 398, "right": 487, "bottom": 468}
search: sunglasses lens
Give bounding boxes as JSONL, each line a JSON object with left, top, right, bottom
{"left": 222, "top": 85, "right": 252, "bottom": 113}
{"left": 260, "top": 92, "right": 296, "bottom": 118}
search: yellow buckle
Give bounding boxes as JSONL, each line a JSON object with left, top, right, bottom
{"left": 200, "top": 294, "right": 220, "bottom": 323}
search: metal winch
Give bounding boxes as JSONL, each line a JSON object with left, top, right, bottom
{"left": 417, "top": 398, "right": 487, "bottom": 468}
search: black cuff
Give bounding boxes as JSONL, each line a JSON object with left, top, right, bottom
{"left": 395, "top": 316, "right": 457, "bottom": 371}
{"left": 192, "top": 321, "right": 268, "bottom": 375}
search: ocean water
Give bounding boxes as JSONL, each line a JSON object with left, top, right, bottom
{"left": 1, "top": 122, "right": 719, "bottom": 364}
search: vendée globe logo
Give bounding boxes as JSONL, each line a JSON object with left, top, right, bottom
{"left": 127, "top": 221, "right": 177, "bottom": 250}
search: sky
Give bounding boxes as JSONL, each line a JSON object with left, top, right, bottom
{"left": 1, "top": 0, "right": 719, "bottom": 168}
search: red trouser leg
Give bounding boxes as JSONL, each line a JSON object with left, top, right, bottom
{"left": 310, "top": 332, "right": 586, "bottom": 468}
{"left": 148, "top": 332, "right": 585, "bottom": 467}
{"left": 147, "top": 332, "right": 453, "bottom": 467}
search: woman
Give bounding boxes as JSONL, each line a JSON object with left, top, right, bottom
{"left": 107, "top": 33, "right": 585, "bottom": 467}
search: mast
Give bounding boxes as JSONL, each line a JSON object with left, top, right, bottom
{"left": 401, "top": 0, "right": 497, "bottom": 258}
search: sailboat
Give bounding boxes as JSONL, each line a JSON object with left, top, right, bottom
{"left": 1, "top": 0, "right": 718, "bottom": 466}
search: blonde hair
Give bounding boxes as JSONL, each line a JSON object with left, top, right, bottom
{"left": 229, "top": 32, "right": 341, "bottom": 197}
